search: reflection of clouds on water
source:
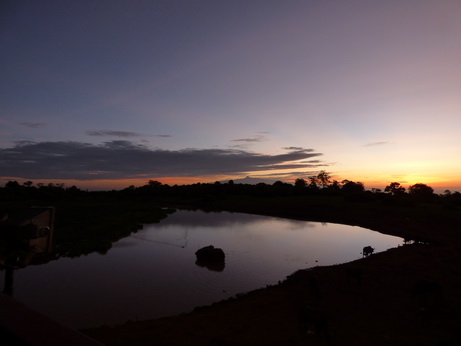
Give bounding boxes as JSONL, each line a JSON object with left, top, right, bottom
{"left": 143, "top": 211, "right": 404, "bottom": 260}
{"left": 155, "top": 210, "right": 272, "bottom": 228}
{"left": 284, "top": 220, "right": 317, "bottom": 231}
{"left": 132, "top": 227, "right": 190, "bottom": 249}
{"left": 153, "top": 210, "right": 319, "bottom": 237}
{"left": 130, "top": 234, "right": 187, "bottom": 248}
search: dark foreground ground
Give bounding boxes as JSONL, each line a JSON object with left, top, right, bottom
{"left": 84, "top": 197, "right": 461, "bottom": 345}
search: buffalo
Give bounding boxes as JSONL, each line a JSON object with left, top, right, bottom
{"left": 362, "top": 246, "right": 374, "bottom": 257}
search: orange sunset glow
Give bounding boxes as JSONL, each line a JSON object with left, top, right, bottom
{"left": 1, "top": 1, "right": 460, "bottom": 192}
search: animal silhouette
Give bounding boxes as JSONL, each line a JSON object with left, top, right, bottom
{"left": 362, "top": 246, "right": 374, "bottom": 257}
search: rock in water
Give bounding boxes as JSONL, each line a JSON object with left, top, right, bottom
{"left": 195, "top": 245, "right": 225, "bottom": 262}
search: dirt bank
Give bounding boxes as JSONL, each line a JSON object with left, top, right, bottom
{"left": 84, "top": 244, "right": 461, "bottom": 345}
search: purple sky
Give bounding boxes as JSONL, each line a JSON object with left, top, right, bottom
{"left": 1, "top": 0, "right": 461, "bottom": 190}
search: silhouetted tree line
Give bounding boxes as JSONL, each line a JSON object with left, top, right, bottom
{"left": 2, "top": 172, "right": 461, "bottom": 261}
{"left": 1, "top": 180, "right": 86, "bottom": 201}
{"left": 0, "top": 181, "right": 170, "bottom": 261}
{"left": 2, "top": 171, "right": 461, "bottom": 208}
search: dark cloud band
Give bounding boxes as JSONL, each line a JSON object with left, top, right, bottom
{"left": 0, "top": 141, "right": 324, "bottom": 180}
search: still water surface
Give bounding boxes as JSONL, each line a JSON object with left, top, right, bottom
{"left": 4, "top": 210, "right": 403, "bottom": 329}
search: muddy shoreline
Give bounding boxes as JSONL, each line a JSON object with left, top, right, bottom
{"left": 84, "top": 199, "right": 461, "bottom": 345}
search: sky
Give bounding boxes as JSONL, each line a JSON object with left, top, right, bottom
{"left": 1, "top": 0, "right": 461, "bottom": 191}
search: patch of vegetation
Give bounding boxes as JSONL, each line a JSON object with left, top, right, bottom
{"left": 0, "top": 184, "right": 171, "bottom": 263}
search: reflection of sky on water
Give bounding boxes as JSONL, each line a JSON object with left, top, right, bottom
{"left": 2, "top": 210, "right": 403, "bottom": 330}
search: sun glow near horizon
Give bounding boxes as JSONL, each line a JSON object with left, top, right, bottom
{"left": 1, "top": 172, "right": 460, "bottom": 193}
{"left": 1, "top": 1, "right": 460, "bottom": 194}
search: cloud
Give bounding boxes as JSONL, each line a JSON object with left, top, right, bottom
{"left": 0, "top": 141, "right": 324, "bottom": 180}
{"left": 255, "top": 170, "right": 326, "bottom": 177}
{"left": 231, "top": 137, "right": 263, "bottom": 143}
{"left": 18, "top": 122, "right": 46, "bottom": 128}
{"left": 363, "top": 141, "right": 389, "bottom": 147}
{"left": 86, "top": 130, "right": 143, "bottom": 138}
{"left": 14, "top": 140, "right": 36, "bottom": 146}
{"left": 86, "top": 130, "right": 172, "bottom": 139}
{"left": 230, "top": 134, "right": 267, "bottom": 148}
{"left": 299, "top": 159, "right": 322, "bottom": 164}
{"left": 283, "top": 147, "right": 314, "bottom": 152}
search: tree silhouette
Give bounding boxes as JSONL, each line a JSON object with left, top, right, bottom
{"left": 409, "top": 183, "right": 434, "bottom": 200}
{"left": 341, "top": 180, "right": 365, "bottom": 194}
{"left": 328, "top": 180, "right": 341, "bottom": 193}
{"left": 294, "top": 178, "right": 307, "bottom": 189}
{"left": 148, "top": 180, "right": 162, "bottom": 188}
{"left": 384, "top": 182, "right": 406, "bottom": 196}
{"left": 317, "top": 170, "right": 331, "bottom": 188}
{"left": 308, "top": 176, "right": 319, "bottom": 189}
